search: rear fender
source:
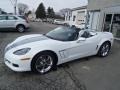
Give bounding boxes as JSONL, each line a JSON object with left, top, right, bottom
{"left": 97, "top": 38, "right": 111, "bottom": 51}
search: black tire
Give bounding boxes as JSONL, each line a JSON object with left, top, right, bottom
{"left": 71, "top": 25, "right": 76, "bottom": 28}
{"left": 98, "top": 42, "right": 111, "bottom": 57}
{"left": 16, "top": 25, "right": 25, "bottom": 33}
{"left": 31, "top": 51, "right": 56, "bottom": 74}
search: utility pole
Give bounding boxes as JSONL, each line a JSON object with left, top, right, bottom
{"left": 14, "top": 0, "right": 17, "bottom": 15}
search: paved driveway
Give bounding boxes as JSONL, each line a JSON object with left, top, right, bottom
{"left": 0, "top": 22, "right": 120, "bottom": 90}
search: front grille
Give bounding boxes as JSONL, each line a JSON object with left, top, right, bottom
{"left": 12, "top": 64, "right": 19, "bottom": 67}
{"left": 5, "top": 58, "right": 19, "bottom": 67}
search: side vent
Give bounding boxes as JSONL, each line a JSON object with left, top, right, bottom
{"left": 96, "top": 45, "right": 98, "bottom": 50}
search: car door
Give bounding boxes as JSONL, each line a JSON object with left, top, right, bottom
{"left": 66, "top": 37, "right": 89, "bottom": 61}
{"left": 0, "top": 16, "right": 7, "bottom": 28}
{"left": 6, "top": 16, "right": 18, "bottom": 28}
{"left": 83, "top": 34, "right": 99, "bottom": 56}
{"left": 65, "top": 31, "right": 98, "bottom": 61}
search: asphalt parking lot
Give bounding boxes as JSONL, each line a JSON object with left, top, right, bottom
{"left": 0, "top": 22, "right": 120, "bottom": 90}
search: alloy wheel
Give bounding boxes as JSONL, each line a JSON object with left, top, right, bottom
{"left": 101, "top": 43, "right": 110, "bottom": 57}
{"left": 35, "top": 55, "right": 53, "bottom": 74}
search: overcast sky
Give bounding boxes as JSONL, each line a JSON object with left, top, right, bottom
{"left": 0, "top": 0, "right": 88, "bottom": 13}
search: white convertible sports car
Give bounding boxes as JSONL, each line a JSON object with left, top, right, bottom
{"left": 4, "top": 27, "right": 114, "bottom": 74}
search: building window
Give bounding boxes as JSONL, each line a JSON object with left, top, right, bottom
{"left": 69, "top": 16, "right": 70, "bottom": 21}
{"left": 103, "top": 14, "right": 113, "bottom": 32}
{"left": 103, "top": 14, "right": 120, "bottom": 38}
{"left": 73, "top": 16, "right": 76, "bottom": 21}
{"left": 111, "top": 14, "right": 120, "bottom": 38}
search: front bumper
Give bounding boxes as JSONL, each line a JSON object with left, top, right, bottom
{"left": 4, "top": 52, "right": 31, "bottom": 72}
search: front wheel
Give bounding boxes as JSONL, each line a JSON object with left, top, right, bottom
{"left": 98, "top": 42, "right": 111, "bottom": 57}
{"left": 31, "top": 52, "right": 56, "bottom": 74}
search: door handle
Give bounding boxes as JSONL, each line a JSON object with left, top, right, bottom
{"left": 76, "top": 40, "right": 85, "bottom": 43}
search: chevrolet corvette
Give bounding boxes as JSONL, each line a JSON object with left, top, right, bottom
{"left": 4, "top": 27, "right": 114, "bottom": 74}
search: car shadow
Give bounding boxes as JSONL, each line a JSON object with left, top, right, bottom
{"left": 58, "top": 55, "right": 97, "bottom": 69}
{"left": 15, "top": 55, "right": 98, "bottom": 75}
{"left": 0, "top": 29, "right": 31, "bottom": 33}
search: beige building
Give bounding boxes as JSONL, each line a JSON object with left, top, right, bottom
{"left": 65, "top": 6, "right": 87, "bottom": 29}
{"left": 87, "top": 0, "right": 120, "bottom": 39}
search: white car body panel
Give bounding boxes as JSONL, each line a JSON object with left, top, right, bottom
{"left": 4, "top": 30, "right": 114, "bottom": 72}
{"left": 0, "top": 20, "right": 7, "bottom": 28}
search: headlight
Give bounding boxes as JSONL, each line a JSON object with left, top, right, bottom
{"left": 13, "top": 48, "right": 31, "bottom": 55}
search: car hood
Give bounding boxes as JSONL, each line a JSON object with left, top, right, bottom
{"left": 14, "top": 34, "right": 48, "bottom": 44}
{"left": 5, "top": 34, "right": 51, "bottom": 52}
{"left": 12, "top": 34, "right": 47, "bottom": 43}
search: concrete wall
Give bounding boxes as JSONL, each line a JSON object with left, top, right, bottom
{"left": 87, "top": 0, "right": 120, "bottom": 39}
{"left": 88, "top": 0, "right": 120, "bottom": 10}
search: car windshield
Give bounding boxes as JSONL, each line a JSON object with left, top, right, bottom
{"left": 45, "top": 27, "right": 79, "bottom": 41}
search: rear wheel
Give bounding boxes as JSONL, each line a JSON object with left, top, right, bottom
{"left": 16, "top": 25, "right": 25, "bottom": 32}
{"left": 31, "top": 52, "right": 56, "bottom": 74}
{"left": 98, "top": 42, "right": 111, "bottom": 57}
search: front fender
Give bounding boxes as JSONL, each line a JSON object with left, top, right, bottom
{"left": 28, "top": 46, "right": 60, "bottom": 63}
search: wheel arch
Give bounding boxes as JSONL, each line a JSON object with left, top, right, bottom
{"left": 98, "top": 40, "right": 112, "bottom": 51}
{"left": 16, "top": 24, "right": 25, "bottom": 29}
{"left": 31, "top": 50, "right": 58, "bottom": 66}
{"left": 97, "top": 40, "right": 112, "bottom": 57}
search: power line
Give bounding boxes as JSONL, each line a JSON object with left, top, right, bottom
{"left": 9, "top": 0, "right": 14, "bottom": 6}
{"left": 9, "top": 0, "right": 17, "bottom": 14}
{"left": 32, "top": 0, "right": 40, "bottom": 10}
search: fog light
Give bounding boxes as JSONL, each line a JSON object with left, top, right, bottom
{"left": 12, "top": 64, "right": 19, "bottom": 67}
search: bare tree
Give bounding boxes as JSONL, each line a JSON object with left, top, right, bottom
{"left": 18, "top": 3, "right": 28, "bottom": 15}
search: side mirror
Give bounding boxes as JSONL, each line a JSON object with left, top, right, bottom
{"left": 77, "top": 37, "right": 86, "bottom": 43}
